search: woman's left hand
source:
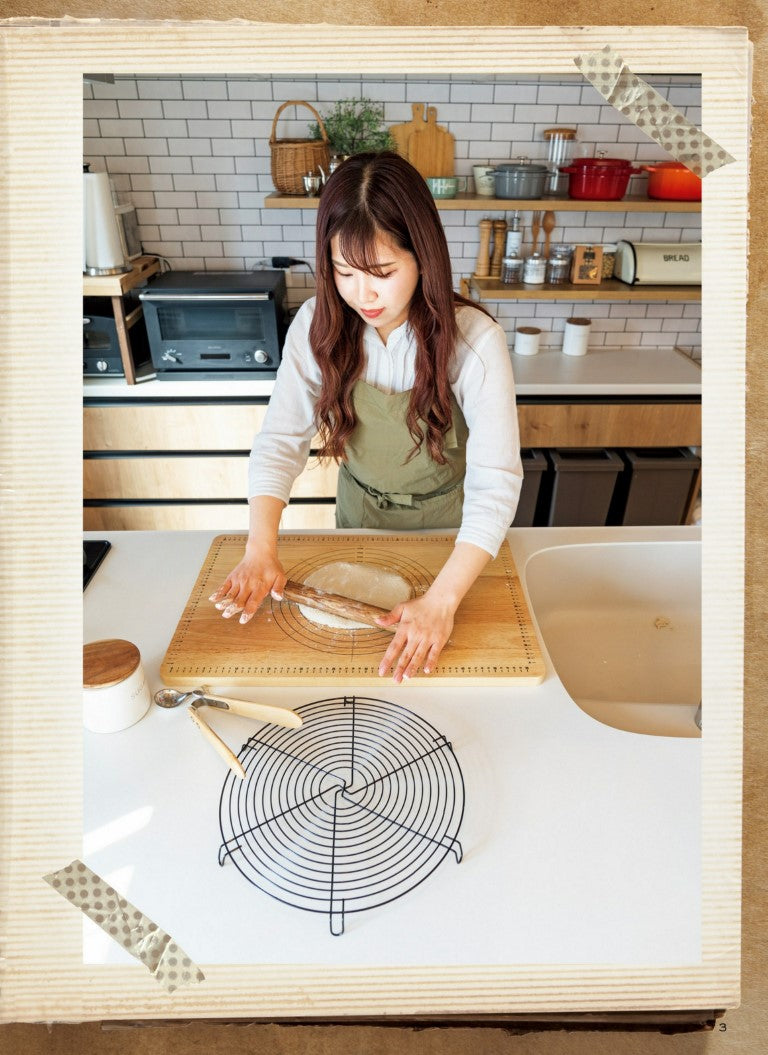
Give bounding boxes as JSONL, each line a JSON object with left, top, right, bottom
{"left": 375, "top": 593, "right": 456, "bottom": 682}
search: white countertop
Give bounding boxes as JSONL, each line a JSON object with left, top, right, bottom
{"left": 83, "top": 346, "right": 701, "bottom": 400}
{"left": 83, "top": 526, "right": 701, "bottom": 971}
{"left": 509, "top": 345, "right": 701, "bottom": 396}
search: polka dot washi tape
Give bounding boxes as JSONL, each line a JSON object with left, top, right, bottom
{"left": 574, "top": 44, "right": 735, "bottom": 178}
{"left": 43, "top": 860, "right": 205, "bottom": 992}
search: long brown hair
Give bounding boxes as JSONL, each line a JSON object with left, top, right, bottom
{"left": 309, "top": 151, "right": 489, "bottom": 464}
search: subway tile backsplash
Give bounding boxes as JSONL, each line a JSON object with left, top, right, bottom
{"left": 84, "top": 73, "right": 701, "bottom": 360}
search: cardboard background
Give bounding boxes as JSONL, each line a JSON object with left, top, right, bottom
{"left": 1, "top": 1, "right": 764, "bottom": 1051}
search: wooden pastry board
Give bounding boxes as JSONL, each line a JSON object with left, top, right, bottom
{"left": 160, "top": 534, "right": 545, "bottom": 686}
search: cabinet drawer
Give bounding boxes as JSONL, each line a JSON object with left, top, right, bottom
{"left": 84, "top": 455, "right": 338, "bottom": 500}
{"left": 517, "top": 402, "right": 701, "bottom": 448}
{"left": 83, "top": 502, "right": 336, "bottom": 531}
{"left": 84, "top": 403, "right": 269, "bottom": 451}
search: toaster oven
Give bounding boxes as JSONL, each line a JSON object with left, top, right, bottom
{"left": 83, "top": 294, "right": 151, "bottom": 377}
{"left": 139, "top": 270, "right": 288, "bottom": 380}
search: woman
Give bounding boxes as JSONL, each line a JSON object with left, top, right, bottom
{"left": 210, "top": 151, "right": 522, "bottom": 682}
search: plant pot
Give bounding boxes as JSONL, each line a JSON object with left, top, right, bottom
{"left": 559, "top": 158, "right": 641, "bottom": 201}
{"left": 494, "top": 160, "right": 548, "bottom": 199}
{"left": 641, "top": 162, "right": 702, "bottom": 201}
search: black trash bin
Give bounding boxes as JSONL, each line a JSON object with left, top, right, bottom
{"left": 546, "top": 448, "right": 624, "bottom": 527}
{"left": 609, "top": 447, "right": 702, "bottom": 525}
{"left": 512, "top": 449, "right": 548, "bottom": 527}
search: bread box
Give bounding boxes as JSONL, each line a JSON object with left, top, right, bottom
{"left": 613, "top": 240, "right": 702, "bottom": 285}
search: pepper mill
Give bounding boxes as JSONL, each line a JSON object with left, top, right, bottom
{"left": 475, "top": 218, "right": 492, "bottom": 277}
{"left": 490, "top": 219, "right": 507, "bottom": 278}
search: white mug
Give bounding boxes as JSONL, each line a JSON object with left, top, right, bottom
{"left": 473, "top": 165, "right": 496, "bottom": 197}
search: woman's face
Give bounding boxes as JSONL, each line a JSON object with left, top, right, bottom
{"left": 330, "top": 232, "right": 420, "bottom": 344}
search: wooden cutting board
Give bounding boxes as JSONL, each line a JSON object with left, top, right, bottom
{"left": 389, "top": 102, "right": 426, "bottom": 158}
{"left": 160, "top": 534, "right": 545, "bottom": 687}
{"left": 389, "top": 104, "right": 455, "bottom": 178}
{"left": 407, "top": 106, "right": 455, "bottom": 178}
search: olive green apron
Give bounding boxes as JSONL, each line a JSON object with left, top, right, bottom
{"left": 335, "top": 380, "right": 468, "bottom": 530}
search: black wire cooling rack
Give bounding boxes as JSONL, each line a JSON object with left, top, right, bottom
{"left": 218, "top": 695, "right": 465, "bottom": 935}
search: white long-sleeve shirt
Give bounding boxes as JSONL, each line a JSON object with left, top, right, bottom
{"left": 248, "top": 297, "right": 522, "bottom": 557}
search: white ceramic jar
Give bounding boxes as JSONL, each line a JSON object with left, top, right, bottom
{"left": 561, "top": 316, "right": 592, "bottom": 357}
{"left": 83, "top": 638, "right": 151, "bottom": 733}
{"left": 514, "top": 326, "right": 542, "bottom": 356}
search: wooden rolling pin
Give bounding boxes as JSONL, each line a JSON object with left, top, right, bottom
{"left": 281, "top": 580, "right": 397, "bottom": 631}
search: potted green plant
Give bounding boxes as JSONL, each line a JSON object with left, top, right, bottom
{"left": 308, "top": 97, "right": 395, "bottom": 157}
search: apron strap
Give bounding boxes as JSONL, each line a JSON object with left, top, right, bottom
{"left": 341, "top": 463, "right": 463, "bottom": 510}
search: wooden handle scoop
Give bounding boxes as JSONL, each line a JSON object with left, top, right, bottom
{"left": 280, "top": 579, "right": 396, "bottom": 632}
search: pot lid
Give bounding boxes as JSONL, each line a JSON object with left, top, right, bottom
{"left": 496, "top": 158, "right": 549, "bottom": 174}
{"left": 644, "top": 160, "right": 696, "bottom": 171}
{"left": 568, "top": 156, "right": 636, "bottom": 169}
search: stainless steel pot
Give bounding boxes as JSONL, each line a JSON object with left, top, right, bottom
{"left": 494, "top": 159, "right": 548, "bottom": 199}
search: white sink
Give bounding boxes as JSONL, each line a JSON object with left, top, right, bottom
{"left": 523, "top": 541, "right": 701, "bottom": 738}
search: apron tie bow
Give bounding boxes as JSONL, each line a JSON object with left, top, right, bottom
{"left": 374, "top": 491, "right": 415, "bottom": 509}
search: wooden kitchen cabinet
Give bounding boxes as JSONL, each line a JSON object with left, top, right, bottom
{"left": 84, "top": 396, "right": 701, "bottom": 530}
{"left": 518, "top": 399, "right": 701, "bottom": 448}
{"left": 83, "top": 399, "right": 333, "bottom": 530}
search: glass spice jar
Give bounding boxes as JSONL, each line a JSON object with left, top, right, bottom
{"left": 546, "top": 250, "right": 570, "bottom": 285}
{"left": 522, "top": 252, "right": 546, "bottom": 285}
{"left": 501, "top": 253, "right": 524, "bottom": 284}
{"left": 601, "top": 243, "right": 617, "bottom": 279}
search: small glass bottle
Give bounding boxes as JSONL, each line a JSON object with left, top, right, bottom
{"left": 522, "top": 252, "right": 546, "bottom": 285}
{"left": 501, "top": 252, "right": 524, "bottom": 285}
{"left": 504, "top": 212, "right": 523, "bottom": 257}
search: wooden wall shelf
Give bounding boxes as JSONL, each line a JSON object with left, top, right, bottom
{"left": 469, "top": 277, "right": 701, "bottom": 302}
{"left": 264, "top": 192, "right": 701, "bottom": 213}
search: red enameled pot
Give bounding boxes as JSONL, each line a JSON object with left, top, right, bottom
{"left": 559, "top": 157, "right": 642, "bottom": 201}
{"left": 641, "top": 161, "right": 702, "bottom": 201}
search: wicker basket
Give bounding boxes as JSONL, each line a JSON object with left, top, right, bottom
{"left": 269, "top": 100, "right": 331, "bottom": 195}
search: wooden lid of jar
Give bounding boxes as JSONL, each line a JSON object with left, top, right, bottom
{"left": 83, "top": 639, "right": 141, "bottom": 688}
{"left": 543, "top": 127, "right": 577, "bottom": 138}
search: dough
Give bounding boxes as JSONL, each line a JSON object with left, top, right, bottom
{"left": 297, "top": 561, "right": 412, "bottom": 631}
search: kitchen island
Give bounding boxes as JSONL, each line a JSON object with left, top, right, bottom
{"left": 71, "top": 525, "right": 712, "bottom": 1020}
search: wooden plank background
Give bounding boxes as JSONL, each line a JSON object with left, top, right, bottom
{"left": 0, "top": 3, "right": 763, "bottom": 1052}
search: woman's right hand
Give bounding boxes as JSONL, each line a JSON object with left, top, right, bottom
{"left": 208, "top": 547, "right": 287, "bottom": 625}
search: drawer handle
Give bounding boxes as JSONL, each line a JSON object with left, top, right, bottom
{"left": 138, "top": 293, "right": 270, "bottom": 302}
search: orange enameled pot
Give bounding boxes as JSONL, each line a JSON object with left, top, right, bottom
{"left": 642, "top": 162, "right": 702, "bottom": 201}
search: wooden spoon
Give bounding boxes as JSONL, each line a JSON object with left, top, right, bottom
{"left": 542, "top": 210, "right": 556, "bottom": 258}
{"left": 530, "top": 210, "right": 542, "bottom": 254}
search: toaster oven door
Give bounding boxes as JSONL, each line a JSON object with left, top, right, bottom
{"left": 141, "top": 293, "right": 282, "bottom": 377}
